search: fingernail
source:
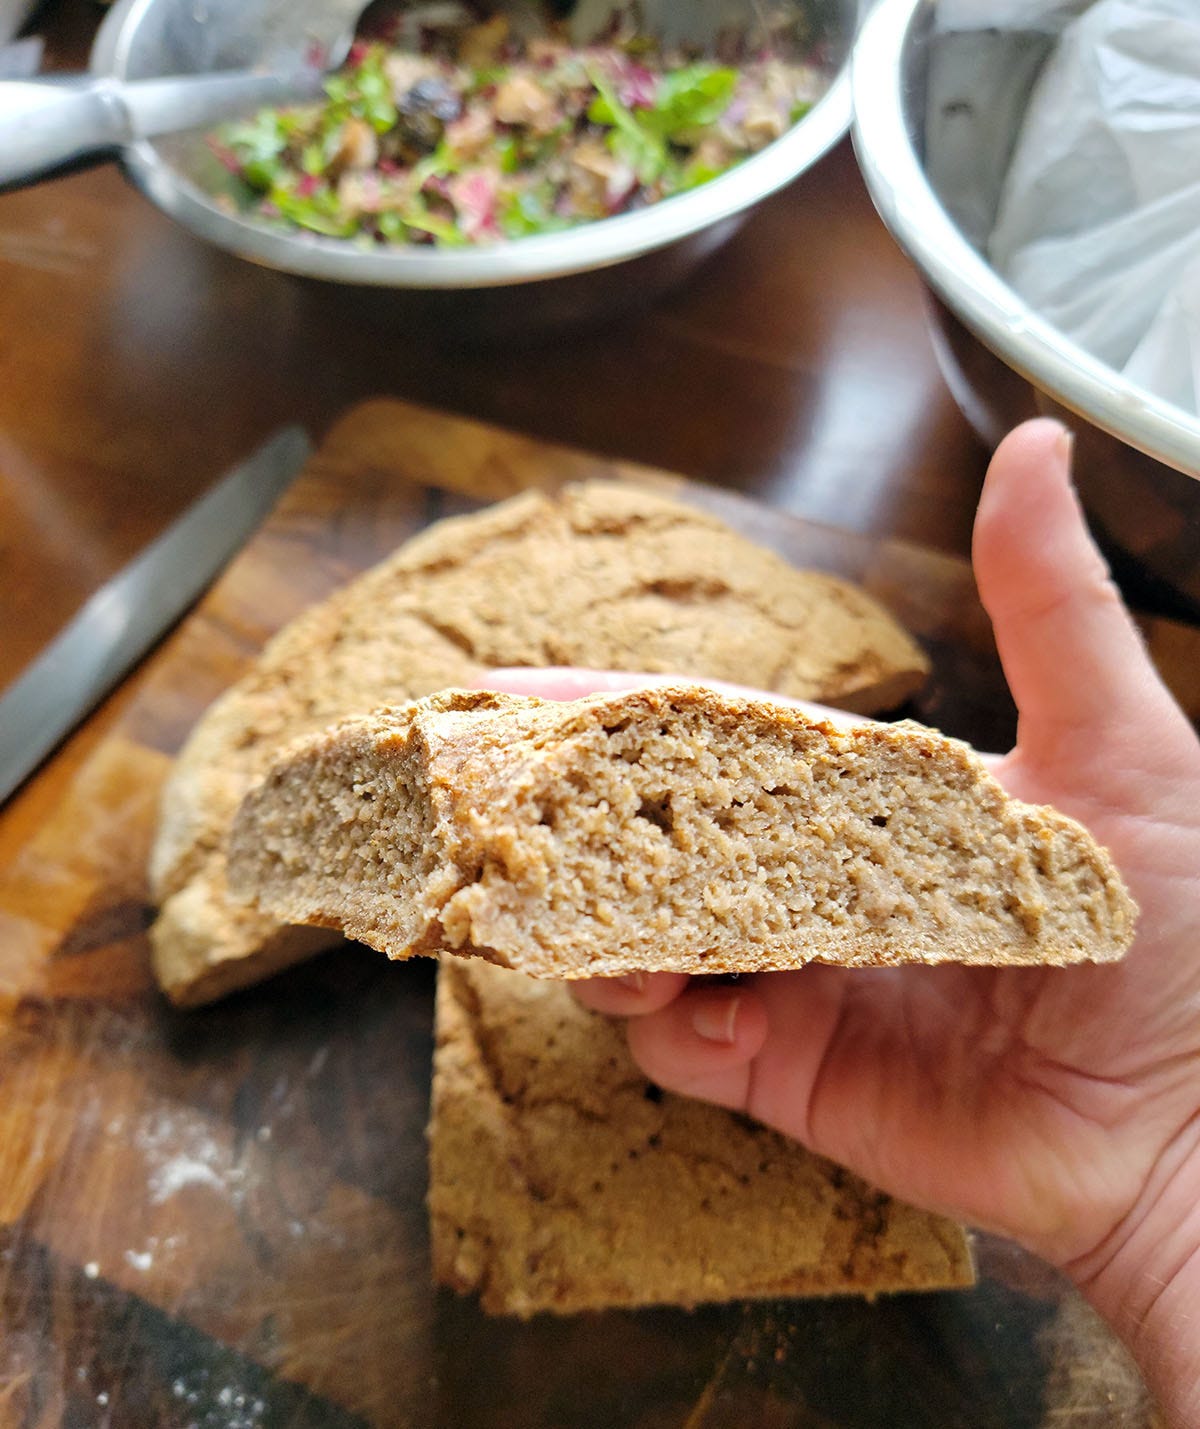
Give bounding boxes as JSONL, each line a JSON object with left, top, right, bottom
{"left": 1055, "top": 425, "right": 1075, "bottom": 469}
{"left": 692, "top": 997, "right": 740, "bottom": 1045}
{"left": 618, "top": 972, "right": 646, "bottom": 993}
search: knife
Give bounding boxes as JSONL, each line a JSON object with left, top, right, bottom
{"left": 0, "top": 426, "right": 312, "bottom": 805}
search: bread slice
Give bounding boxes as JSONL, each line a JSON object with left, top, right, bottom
{"left": 228, "top": 687, "right": 1136, "bottom": 976}
{"left": 430, "top": 956, "right": 975, "bottom": 1315}
{"left": 150, "top": 482, "right": 930, "bottom": 1004}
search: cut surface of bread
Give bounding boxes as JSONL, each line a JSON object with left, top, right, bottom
{"left": 149, "top": 482, "right": 930, "bottom": 1003}
{"left": 430, "top": 957, "right": 975, "bottom": 1315}
{"left": 228, "top": 687, "right": 1136, "bottom": 977}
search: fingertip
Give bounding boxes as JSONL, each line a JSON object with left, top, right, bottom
{"left": 973, "top": 419, "right": 1100, "bottom": 617}
{"left": 470, "top": 666, "right": 867, "bottom": 733}
{"left": 971, "top": 418, "right": 1164, "bottom": 746}
{"left": 570, "top": 970, "right": 690, "bottom": 1017}
{"left": 974, "top": 418, "right": 1077, "bottom": 567}
{"left": 469, "top": 667, "right": 654, "bottom": 701}
{"left": 992, "top": 415, "right": 1073, "bottom": 470}
{"left": 627, "top": 984, "right": 768, "bottom": 1097}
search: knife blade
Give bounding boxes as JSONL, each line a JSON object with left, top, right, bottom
{"left": 0, "top": 426, "right": 313, "bottom": 805}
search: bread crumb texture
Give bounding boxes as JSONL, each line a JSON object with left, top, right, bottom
{"left": 229, "top": 686, "right": 1136, "bottom": 976}
{"left": 429, "top": 956, "right": 975, "bottom": 1315}
{"left": 150, "top": 483, "right": 928, "bottom": 1003}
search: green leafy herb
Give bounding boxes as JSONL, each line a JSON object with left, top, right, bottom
{"left": 300, "top": 141, "right": 327, "bottom": 178}
{"left": 679, "top": 156, "right": 727, "bottom": 190}
{"left": 376, "top": 210, "right": 410, "bottom": 243}
{"left": 586, "top": 66, "right": 665, "bottom": 183}
{"left": 223, "top": 109, "right": 292, "bottom": 189}
{"left": 402, "top": 201, "right": 468, "bottom": 245}
{"left": 323, "top": 44, "right": 398, "bottom": 133}
{"left": 586, "top": 62, "right": 738, "bottom": 182}
{"left": 498, "top": 186, "right": 571, "bottom": 238}
{"left": 470, "top": 65, "right": 510, "bottom": 92}
{"left": 411, "top": 142, "right": 462, "bottom": 189}
{"left": 495, "top": 134, "right": 521, "bottom": 174}
{"left": 650, "top": 64, "right": 738, "bottom": 138}
{"left": 267, "top": 183, "right": 358, "bottom": 238}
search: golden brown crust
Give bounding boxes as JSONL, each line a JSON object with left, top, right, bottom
{"left": 150, "top": 877, "right": 340, "bottom": 1007}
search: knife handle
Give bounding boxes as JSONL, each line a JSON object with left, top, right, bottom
{"left": 0, "top": 80, "right": 131, "bottom": 188}
{"left": 0, "top": 70, "right": 323, "bottom": 192}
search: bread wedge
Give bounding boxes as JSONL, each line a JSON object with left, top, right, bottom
{"left": 430, "top": 956, "right": 976, "bottom": 1316}
{"left": 228, "top": 687, "right": 1136, "bottom": 976}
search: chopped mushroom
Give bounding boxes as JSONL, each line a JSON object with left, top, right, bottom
{"left": 567, "top": 138, "right": 637, "bottom": 216}
{"left": 494, "top": 73, "right": 560, "bottom": 134}
{"left": 443, "top": 104, "right": 495, "bottom": 162}
{"left": 334, "top": 117, "right": 379, "bottom": 173}
{"left": 459, "top": 14, "right": 509, "bottom": 69}
{"left": 739, "top": 100, "right": 788, "bottom": 149}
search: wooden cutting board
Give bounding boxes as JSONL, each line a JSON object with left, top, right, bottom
{"left": 0, "top": 398, "right": 1181, "bottom": 1429}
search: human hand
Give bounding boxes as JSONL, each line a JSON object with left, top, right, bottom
{"left": 479, "top": 420, "right": 1200, "bottom": 1425}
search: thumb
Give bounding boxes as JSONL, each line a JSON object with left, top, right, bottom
{"left": 972, "top": 420, "right": 1187, "bottom": 785}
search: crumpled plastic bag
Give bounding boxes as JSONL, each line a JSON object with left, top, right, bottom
{"left": 929, "top": 0, "right": 1200, "bottom": 417}
{"left": 934, "top": 0, "right": 1089, "bottom": 33}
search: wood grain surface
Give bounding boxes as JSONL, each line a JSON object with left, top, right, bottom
{"left": 0, "top": 398, "right": 1181, "bottom": 1429}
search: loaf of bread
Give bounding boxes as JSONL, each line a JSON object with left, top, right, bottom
{"left": 430, "top": 956, "right": 975, "bottom": 1315}
{"left": 228, "top": 686, "right": 1136, "bottom": 976}
{"left": 150, "top": 482, "right": 930, "bottom": 1004}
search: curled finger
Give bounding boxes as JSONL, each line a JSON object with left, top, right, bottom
{"left": 569, "top": 970, "right": 689, "bottom": 1017}
{"left": 626, "top": 981, "right": 769, "bottom": 1111}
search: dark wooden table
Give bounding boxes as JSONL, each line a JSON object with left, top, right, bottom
{"left": 3, "top": 4, "right": 1174, "bottom": 1427}
{"left": 0, "top": 394, "right": 1172, "bottom": 1429}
